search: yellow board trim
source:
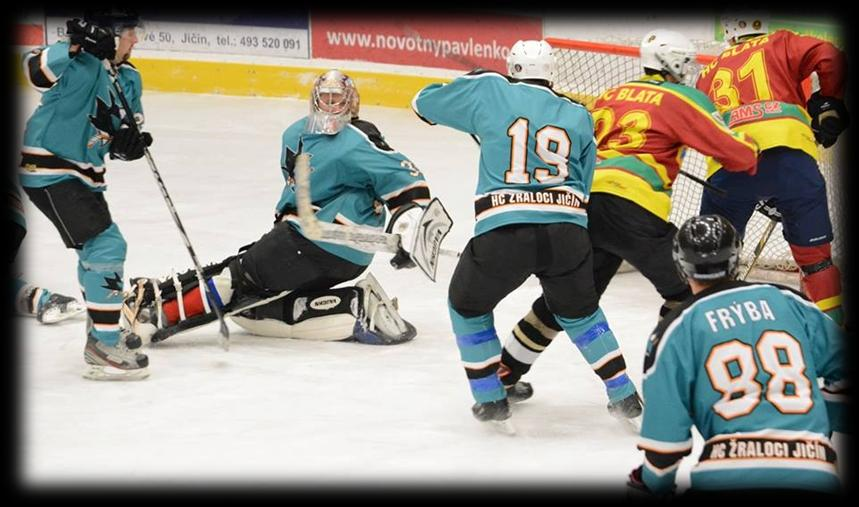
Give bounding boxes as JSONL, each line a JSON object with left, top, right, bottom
{"left": 14, "top": 55, "right": 454, "bottom": 109}
{"left": 131, "top": 58, "right": 454, "bottom": 108}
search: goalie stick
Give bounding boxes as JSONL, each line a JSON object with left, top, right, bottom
{"left": 104, "top": 61, "right": 230, "bottom": 350}
{"left": 293, "top": 152, "right": 459, "bottom": 282}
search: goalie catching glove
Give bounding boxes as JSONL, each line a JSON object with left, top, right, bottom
{"left": 807, "top": 91, "right": 850, "bottom": 148}
{"left": 385, "top": 198, "right": 453, "bottom": 281}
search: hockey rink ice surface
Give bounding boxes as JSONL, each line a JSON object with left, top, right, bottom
{"left": 16, "top": 88, "right": 850, "bottom": 491}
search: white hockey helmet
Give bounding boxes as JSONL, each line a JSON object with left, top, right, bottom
{"left": 722, "top": 13, "right": 769, "bottom": 45}
{"left": 640, "top": 29, "right": 697, "bottom": 82}
{"left": 306, "top": 69, "right": 358, "bottom": 135}
{"left": 507, "top": 40, "right": 555, "bottom": 85}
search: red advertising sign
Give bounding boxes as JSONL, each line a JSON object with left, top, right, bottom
{"left": 310, "top": 13, "right": 542, "bottom": 72}
{"left": 16, "top": 23, "right": 45, "bottom": 45}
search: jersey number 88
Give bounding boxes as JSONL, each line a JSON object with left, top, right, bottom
{"left": 705, "top": 330, "right": 813, "bottom": 420}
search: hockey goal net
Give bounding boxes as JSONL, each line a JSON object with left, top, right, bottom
{"left": 547, "top": 37, "right": 845, "bottom": 281}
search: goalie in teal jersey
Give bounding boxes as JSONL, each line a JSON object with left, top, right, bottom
{"left": 628, "top": 214, "right": 847, "bottom": 498}
{"left": 413, "top": 40, "right": 640, "bottom": 432}
{"left": 123, "top": 70, "right": 448, "bottom": 347}
{"left": 19, "top": 10, "right": 152, "bottom": 380}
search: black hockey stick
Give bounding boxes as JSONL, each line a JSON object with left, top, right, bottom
{"left": 104, "top": 62, "right": 231, "bottom": 350}
{"left": 677, "top": 170, "right": 727, "bottom": 198}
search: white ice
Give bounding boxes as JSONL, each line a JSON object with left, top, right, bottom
{"left": 16, "top": 87, "right": 847, "bottom": 492}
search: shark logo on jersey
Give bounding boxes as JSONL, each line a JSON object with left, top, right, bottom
{"left": 400, "top": 159, "right": 423, "bottom": 177}
{"left": 101, "top": 272, "right": 124, "bottom": 297}
{"left": 88, "top": 95, "right": 122, "bottom": 148}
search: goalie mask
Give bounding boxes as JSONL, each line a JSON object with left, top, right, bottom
{"left": 507, "top": 40, "right": 555, "bottom": 85}
{"left": 722, "top": 13, "right": 769, "bottom": 45}
{"left": 673, "top": 214, "right": 741, "bottom": 281}
{"left": 640, "top": 29, "right": 697, "bottom": 83}
{"left": 306, "top": 70, "right": 358, "bottom": 135}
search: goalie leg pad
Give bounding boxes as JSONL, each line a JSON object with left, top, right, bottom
{"left": 230, "top": 273, "right": 416, "bottom": 344}
{"left": 122, "top": 258, "right": 237, "bottom": 343}
{"left": 231, "top": 287, "right": 361, "bottom": 341}
{"left": 353, "top": 273, "right": 416, "bottom": 345}
{"left": 162, "top": 268, "right": 234, "bottom": 326}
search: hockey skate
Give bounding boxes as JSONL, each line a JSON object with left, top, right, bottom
{"left": 607, "top": 392, "right": 643, "bottom": 434}
{"left": 82, "top": 330, "right": 149, "bottom": 381}
{"left": 505, "top": 381, "right": 534, "bottom": 404}
{"left": 36, "top": 293, "right": 86, "bottom": 324}
{"left": 472, "top": 399, "right": 516, "bottom": 435}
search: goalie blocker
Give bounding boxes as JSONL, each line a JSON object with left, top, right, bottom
{"left": 386, "top": 199, "right": 453, "bottom": 280}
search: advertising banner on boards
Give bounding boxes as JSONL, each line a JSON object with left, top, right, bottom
{"left": 310, "top": 12, "right": 543, "bottom": 72}
{"left": 45, "top": 11, "right": 311, "bottom": 58}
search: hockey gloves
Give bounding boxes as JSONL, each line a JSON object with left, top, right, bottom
{"left": 110, "top": 127, "right": 153, "bottom": 161}
{"left": 807, "top": 92, "right": 850, "bottom": 148}
{"left": 66, "top": 18, "right": 116, "bottom": 61}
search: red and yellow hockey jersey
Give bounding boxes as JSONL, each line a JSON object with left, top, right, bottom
{"left": 696, "top": 30, "right": 846, "bottom": 170}
{"left": 591, "top": 75, "right": 757, "bottom": 220}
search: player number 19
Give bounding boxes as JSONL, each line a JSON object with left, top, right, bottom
{"left": 504, "top": 117, "right": 571, "bottom": 184}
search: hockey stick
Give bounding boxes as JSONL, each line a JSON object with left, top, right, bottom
{"left": 740, "top": 218, "right": 777, "bottom": 281}
{"left": 104, "top": 62, "right": 231, "bottom": 350}
{"left": 740, "top": 200, "right": 781, "bottom": 281}
{"left": 677, "top": 170, "right": 727, "bottom": 198}
{"left": 293, "top": 153, "right": 460, "bottom": 277}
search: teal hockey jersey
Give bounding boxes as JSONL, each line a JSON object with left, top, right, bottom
{"left": 412, "top": 70, "right": 595, "bottom": 236}
{"left": 277, "top": 118, "right": 431, "bottom": 266}
{"left": 20, "top": 41, "right": 143, "bottom": 190}
{"left": 639, "top": 280, "right": 846, "bottom": 494}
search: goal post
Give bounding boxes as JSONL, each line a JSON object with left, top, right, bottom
{"left": 545, "top": 36, "right": 844, "bottom": 281}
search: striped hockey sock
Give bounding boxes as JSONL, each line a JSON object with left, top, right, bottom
{"left": 450, "top": 303, "right": 506, "bottom": 404}
{"left": 556, "top": 308, "right": 636, "bottom": 403}
{"left": 500, "top": 297, "right": 562, "bottom": 386}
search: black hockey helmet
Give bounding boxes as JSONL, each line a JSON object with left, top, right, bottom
{"left": 84, "top": 9, "right": 140, "bottom": 35}
{"left": 673, "top": 214, "right": 741, "bottom": 281}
